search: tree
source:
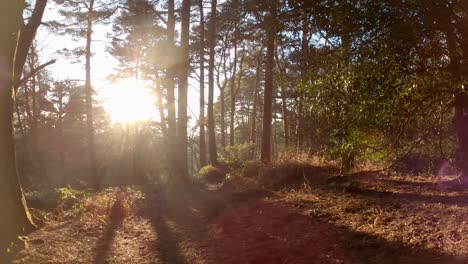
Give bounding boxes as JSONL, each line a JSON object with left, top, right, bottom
{"left": 166, "top": 0, "right": 178, "bottom": 178}
{"left": 208, "top": 0, "right": 218, "bottom": 164}
{"left": 250, "top": 48, "right": 262, "bottom": 146}
{"left": 215, "top": 34, "right": 230, "bottom": 148}
{"left": 260, "top": 2, "right": 277, "bottom": 163}
{"left": 108, "top": 0, "right": 165, "bottom": 80}
{"left": 177, "top": 0, "right": 191, "bottom": 179}
{"left": 229, "top": 27, "right": 239, "bottom": 146}
{"left": 53, "top": 0, "right": 116, "bottom": 189}
{"left": 198, "top": 0, "right": 207, "bottom": 167}
{"left": 0, "top": 0, "right": 48, "bottom": 256}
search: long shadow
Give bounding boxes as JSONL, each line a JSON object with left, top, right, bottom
{"left": 137, "top": 182, "right": 468, "bottom": 264}
{"left": 201, "top": 198, "right": 467, "bottom": 264}
{"left": 138, "top": 186, "right": 207, "bottom": 263}
{"left": 377, "top": 178, "right": 437, "bottom": 189}
{"left": 300, "top": 169, "right": 468, "bottom": 206}
{"left": 333, "top": 218, "right": 467, "bottom": 264}
{"left": 138, "top": 183, "right": 270, "bottom": 263}
{"left": 347, "top": 186, "right": 468, "bottom": 206}
{"left": 149, "top": 191, "right": 188, "bottom": 264}
{"left": 94, "top": 198, "right": 125, "bottom": 264}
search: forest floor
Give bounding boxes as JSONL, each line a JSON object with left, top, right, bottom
{"left": 11, "top": 166, "right": 468, "bottom": 264}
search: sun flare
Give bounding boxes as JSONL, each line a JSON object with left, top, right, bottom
{"left": 102, "top": 79, "right": 158, "bottom": 124}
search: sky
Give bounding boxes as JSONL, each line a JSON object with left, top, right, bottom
{"left": 37, "top": 3, "right": 204, "bottom": 126}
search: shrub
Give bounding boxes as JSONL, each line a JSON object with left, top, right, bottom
{"left": 219, "top": 143, "right": 255, "bottom": 168}
{"left": 197, "top": 165, "right": 226, "bottom": 183}
{"left": 26, "top": 187, "right": 84, "bottom": 210}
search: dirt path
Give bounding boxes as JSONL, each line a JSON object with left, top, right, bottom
{"left": 12, "top": 185, "right": 350, "bottom": 264}
{"left": 11, "top": 177, "right": 468, "bottom": 264}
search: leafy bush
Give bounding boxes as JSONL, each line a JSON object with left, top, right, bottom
{"left": 197, "top": 165, "right": 225, "bottom": 183}
{"left": 26, "top": 187, "right": 84, "bottom": 210}
{"left": 219, "top": 143, "right": 255, "bottom": 168}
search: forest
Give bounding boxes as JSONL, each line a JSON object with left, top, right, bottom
{"left": 1, "top": 0, "right": 468, "bottom": 263}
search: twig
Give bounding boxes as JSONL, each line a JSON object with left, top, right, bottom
{"left": 15, "top": 59, "right": 57, "bottom": 88}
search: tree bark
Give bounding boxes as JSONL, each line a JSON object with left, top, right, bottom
{"left": 251, "top": 51, "right": 262, "bottom": 145}
{"left": 216, "top": 42, "right": 228, "bottom": 148}
{"left": 261, "top": 4, "right": 276, "bottom": 164}
{"left": 296, "top": 15, "right": 309, "bottom": 150}
{"left": 198, "top": 0, "right": 207, "bottom": 167}
{"left": 177, "top": 0, "right": 190, "bottom": 179}
{"left": 0, "top": 1, "right": 36, "bottom": 257}
{"left": 85, "top": 0, "right": 98, "bottom": 189}
{"left": 456, "top": 14, "right": 468, "bottom": 180}
{"left": 234, "top": 48, "right": 245, "bottom": 144}
{"left": 208, "top": 0, "right": 218, "bottom": 165}
{"left": 229, "top": 27, "right": 238, "bottom": 146}
{"left": 445, "top": 12, "right": 468, "bottom": 180}
{"left": 56, "top": 82, "right": 66, "bottom": 185}
{"left": 166, "top": 0, "right": 178, "bottom": 177}
{"left": 155, "top": 71, "right": 167, "bottom": 137}
{"left": 13, "top": 0, "right": 47, "bottom": 89}
{"left": 220, "top": 90, "right": 226, "bottom": 147}
{"left": 275, "top": 47, "right": 290, "bottom": 147}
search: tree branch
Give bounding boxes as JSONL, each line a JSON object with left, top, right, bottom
{"left": 15, "top": 59, "right": 57, "bottom": 88}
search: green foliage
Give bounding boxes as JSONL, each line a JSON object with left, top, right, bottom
{"left": 197, "top": 165, "right": 225, "bottom": 183}
{"left": 25, "top": 187, "right": 85, "bottom": 210}
{"left": 326, "top": 126, "right": 362, "bottom": 171}
{"left": 197, "top": 165, "right": 212, "bottom": 178}
{"left": 219, "top": 143, "right": 255, "bottom": 168}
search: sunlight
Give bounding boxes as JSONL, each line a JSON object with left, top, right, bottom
{"left": 102, "top": 79, "right": 158, "bottom": 124}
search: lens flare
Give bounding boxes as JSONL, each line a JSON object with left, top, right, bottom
{"left": 102, "top": 79, "right": 158, "bottom": 124}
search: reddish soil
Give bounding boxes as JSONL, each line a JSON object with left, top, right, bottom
{"left": 205, "top": 200, "right": 349, "bottom": 264}
{"left": 11, "top": 170, "right": 468, "bottom": 264}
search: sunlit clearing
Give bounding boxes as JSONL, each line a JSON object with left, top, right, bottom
{"left": 102, "top": 79, "right": 158, "bottom": 124}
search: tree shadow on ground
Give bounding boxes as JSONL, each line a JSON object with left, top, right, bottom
{"left": 203, "top": 198, "right": 467, "bottom": 264}
{"left": 299, "top": 170, "right": 468, "bottom": 206}
{"left": 94, "top": 198, "right": 125, "bottom": 264}
{"left": 377, "top": 178, "right": 437, "bottom": 189}
{"left": 137, "top": 184, "right": 228, "bottom": 263}
{"left": 347, "top": 186, "right": 468, "bottom": 206}
{"left": 334, "top": 218, "right": 468, "bottom": 264}
{"left": 122, "top": 181, "right": 468, "bottom": 264}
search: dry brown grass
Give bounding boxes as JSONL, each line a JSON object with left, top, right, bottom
{"left": 279, "top": 171, "right": 468, "bottom": 262}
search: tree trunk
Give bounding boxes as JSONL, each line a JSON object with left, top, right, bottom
{"left": 251, "top": 51, "right": 261, "bottom": 145}
{"left": 446, "top": 16, "right": 468, "bottom": 180}
{"left": 85, "top": 0, "right": 98, "bottom": 189}
{"left": 56, "top": 82, "right": 66, "bottom": 185}
{"left": 261, "top": 4, "right": 276, "bottom": 164}
{"left": 275, "top": 47, "right": 290, "bottom": 147}
{"left": 234, "top": 49, "right": 245, "bottom": 143}
{"left": 454, "top": 94, "right": 468, "bottom": 179}
{"left": 216, "top": 42, "right": 228, "bottom": 148}
{"left": 296, "top": 15, "right": 309, "bottom": 150}
{"left": 177, "top": 0, "right": 190, "bottom": 179}
{"left": 198, "top": 0, "right": 207, "bottom": 167}
{"left": 208, "top": 0, "right": 218, "bottom": 165}
{"left": 457, "top": 16, "right": 468, "bottom": 181}
{"left": 0, "top": 1, "right": 36, "bottom": 257}
{"left": 220, "top": 90, "right": 226, "bottom": 147}
{"left": 13, "top": 0, "right": 47, "bottom": 89}
{"left": 155, "top": 71, "right": 167, "bottom": 137}
{"left": 166, "top": 0, "right": 178, "bottom": 177}
{"left": 229, "top": 27, "right": 238, "bottom": 146}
